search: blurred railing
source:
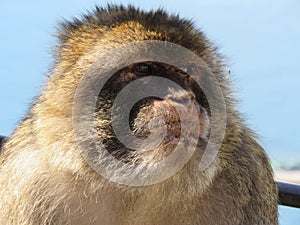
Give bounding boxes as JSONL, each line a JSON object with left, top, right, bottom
{"left": 0, "top": 135, "right": 299, "bottom": 208}
{"left": 277, "top": 181, "right": 300, "bottom": 208}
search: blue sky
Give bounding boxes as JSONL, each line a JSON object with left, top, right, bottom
{"left": 0, "top": 0, "right": 299, "bottom": 223}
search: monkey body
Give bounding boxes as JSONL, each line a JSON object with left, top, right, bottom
{"left": 0, "top": 5, "right": 278, "bottom": 225}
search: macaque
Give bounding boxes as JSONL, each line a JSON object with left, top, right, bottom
{"left": 0, "top": 5, "right": 278, "bottom": 225}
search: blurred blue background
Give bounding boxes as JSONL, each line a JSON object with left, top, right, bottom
{"left": 0, "top": 0, "right": 299, "bottom": 224}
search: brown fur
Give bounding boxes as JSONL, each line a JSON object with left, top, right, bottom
{"left": 0, "top": 5, "right": 278, "bottom": 225}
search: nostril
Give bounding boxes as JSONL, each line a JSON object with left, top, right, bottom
{"left": 172, "top": 97, "right": 189, "bottom": 105}
{"left": 166, "top": 90, "right": 196, "bottom": 106}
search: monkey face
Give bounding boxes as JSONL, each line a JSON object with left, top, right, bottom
{"left": 72, "top": 40, "right": 226, "bottom": 186}
{"left": 94, "top": 62, "right": 210, "bottom": 166}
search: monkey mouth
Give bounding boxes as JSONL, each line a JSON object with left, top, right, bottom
{"left": 128, "top": 91, "right": 209, "bottom": 160}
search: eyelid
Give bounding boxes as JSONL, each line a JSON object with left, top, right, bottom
{"left": 132, "top": 63, "right": 152, "bottom": 75}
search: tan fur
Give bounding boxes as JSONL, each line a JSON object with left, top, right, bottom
{"left": 0, "top": 6, "right": 278, "bottom": 225}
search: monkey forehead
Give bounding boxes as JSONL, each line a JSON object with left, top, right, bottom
{"left": 83, "top": 21, "right": 170, "bottom": 61}
{"left": 55, "top": 6, "right": 214, "bottom": 73}
{"left": 58, "top": 21, "right": 168, "bottom": 70}
{"left": 108, "top": 21, "right": 169, "bottom": 42}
